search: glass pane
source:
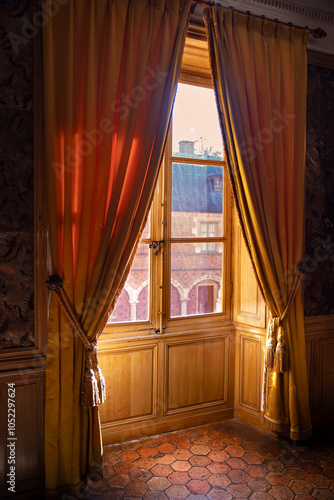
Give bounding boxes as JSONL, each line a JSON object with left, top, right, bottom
{"left": 171, "top": 163, "right": 223, "bottom": 237}
{"left": 170, "top": 242, "right": 223, "bottom": 318}
{"left": 172, "top": 83, "right": 224, "bottom": 160}
{"left": 107, "top": 244, "right": 150, "bottom": 323}
{"left": 141, "top": 211, "right": 150, "bottom": 239}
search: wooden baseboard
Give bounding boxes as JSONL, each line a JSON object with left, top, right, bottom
{"left": 102, "top": 407, "right": 234, "bottom": 445}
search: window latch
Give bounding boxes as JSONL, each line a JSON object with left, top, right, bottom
{"left": 149, "top": 240, "right": 164, "bottom": 255}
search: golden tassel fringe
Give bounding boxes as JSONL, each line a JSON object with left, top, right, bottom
{"left": 92, "top": 343, "right": 106, "bottom": 404}
{"left": 265, "top": 318, "right": 276, "bottom": 368}
{"left": 81, "top": 349, "right": 100, "bottom": 409}
{"left": 274, "top": 331, "right": 288, "bottom": 373}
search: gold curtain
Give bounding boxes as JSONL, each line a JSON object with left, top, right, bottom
{"left": 204, "top": 6, "right": 312, "bottom": 439}
{"left": 42, "top": 0, "right": 192, "bottom": 489}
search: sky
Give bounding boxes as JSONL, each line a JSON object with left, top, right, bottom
{"left": 172, "top": 82, "right": 224, "bottom": 158}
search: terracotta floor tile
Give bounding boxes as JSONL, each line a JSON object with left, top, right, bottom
{"left": 191, "top": 434, "right": 210, "bottom": 444}
{"left": 225, "top": 445, "right": 245, "bottom": 457}
{"left": 176, "top": 437, "right": 193, "bottom": 449}
{"left": 100, "top": 419, "right": 334, "bottom": 500}
{"left": 168, "top": 471, "right": 191, "bottom": 485}
{"left": 245, "top": 464, "right": 267, "bottom": 478}
{"left": 125, "top": 480, "right": 149, "bottom": 497}
{"left": 188, "top": 466, "right": 211, "bottom": 480}
{"left": 265, "top": 459, "right": 286, "bottom": 473}
{"left": 187, "top": 494, "right": 209, "bottom": 500}
{"left": 138, "top": 446, "right": 159, "bottom": 457}
{"left": 144, "top": 492, "right": 168, "bottom": 500}
{"left": 247, "top": 477, "right": 271, "bottom": 492}
{"left": 293, "top": 496, "right": 314, "bottom": 500}
{"left": 284, "top": 466, "right": 307, "bottom": 480}
{"left": 228, "top": 468, "right": 251, "bottom": 484}
{"left": 312, "top": 489, "right": 334, "bottom": 499}
{"left": 207, "top": 439, "right": 227, "bottom": 450}
{"left": 289, "top": 479, "right": 313, "bottom": 495}
{"left": 207, "top": 462, "right": 230, "bottom": 475}
{"left": 135, "top": 457, "right": 157, "bottom": 469}
{"left": 227, "top": 482, "right": 252, "bottom": 498}
{"left": 158, "top": 443, "right": 177, "bottom": 454}
{"left": 171, "top": 460, "right": 191, "bottom": 472}
{"left": 226, "top": 457, "right": 247, "bottom": 469}
{"left": 266, "top": 472, "right": 290, "bottom": 485}
{"left": 324, "top": 468, "right": 334, "bottom": 479}
{"left": 249, "top": 493, "right": 275, "bottom": 499}
{"left": 147, "top": 476, "right": 171, "bottom": 491}
{"left": 155, "top": 454, "right": 176, "bottom": 465}
{"left": 108, "top": 473, "right": 130, "bottom": 487}
{"left": 300, "top": 461, "right": 324, "bottom": 474}
{"left": 243, "top": 452, "right": 264, "bottom": 464}
{"left": 268, "top": 485, "right": 294, "bottom": 500}
{"left": 151, "top": 464, "right": 173, "bottom": 477}
{"left": 113, "top": 461, "right": 137, "bottom": 474}
{"left": 207, "top": 473, "right": 231, "bottom": 489}
{"left": 118, "top": 450, "right": 140, "bottom": 462}
{"left": 208, "top": 449, "right": 229, "bottom": 462}
{"left": 189, "top": 455, "right": 212, "bottom": 467}
{"left": 306, "top": 473, "right": 330, "bottom": 487}
{"left": 165, "top": 484, "right": 189, "bottom": 499}
{"left": 173, "top": 449, "right": 192, "bottom": 460}
{"left": 187, "top": 479, "right": 210, "bottom": 494}
{"left": 130, "top": 468, "right": 153, "bottom": 483}
{"left": 207, "top": 489, "right": 233, "bottom": 500}
{"left": 190, "top": 444, "right": 211, "bottom": 456}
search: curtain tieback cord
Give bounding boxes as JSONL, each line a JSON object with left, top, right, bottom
{"left": 265, "top": 268, "right": 303, "bottom": 374}
{"left": 46, "top": 274, "right": 106, "bottom": 408}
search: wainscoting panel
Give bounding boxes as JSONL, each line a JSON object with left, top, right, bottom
{"left": 0, "top": 369, "right": 44, "bottom": 498}
{"left": 239, "top": 334, "right": 262, "bottom": 411}
{"left": 166, "top": 337, "right": 229, "bottom": 413}
{"left": 99, "top": 330, "right": 234, "bottom": 445}
{"left": 98, "top": 344, "right": 158, "bottom": 425}
{"left": 305, "top": 315, "right": 334, "bottom": 427}
{"left": 234, "top": 224, "right": 266, "bottom": 328}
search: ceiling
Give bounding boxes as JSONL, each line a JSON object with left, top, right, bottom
{"left": 191, "top": 0, "right": 334, "bottom": 55}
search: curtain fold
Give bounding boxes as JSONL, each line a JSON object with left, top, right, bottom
{"left": 204, "top": 6, "right": 312, "bottom": 439}
{"left": 42, "top": 0, "right": 192, "bottom": 489}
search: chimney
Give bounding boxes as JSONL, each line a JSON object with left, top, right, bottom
{"left": 179, "top": 140, "right": 195, "bottom": 156}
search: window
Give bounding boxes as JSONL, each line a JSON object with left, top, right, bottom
{"left": 104, "top": 75, "right": 231, "bottom": 337}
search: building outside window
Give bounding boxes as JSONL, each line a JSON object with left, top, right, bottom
{"left": 105, "top": 79, "right": 231, "bottom": 333}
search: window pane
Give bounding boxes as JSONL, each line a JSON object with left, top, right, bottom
{"left": 141, "top": 211, "right": 150, "bottom": 239}
{"left": 107, "top": 244, "right": 150, "bottom": 323}
{"left": 171, "top": 163, "right": 223, "bottom": 238}
{"left": 170, "top": 242, "right": 223, "bottom": 318}
{"left": 172, "top": 83, "right": 224, "bottom": 160}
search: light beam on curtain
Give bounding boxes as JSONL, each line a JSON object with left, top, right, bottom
{"left": 42, "top": 0, "right": 192, "bottom": 489}
{"left": 204, "top": 6, "right": 312, "bottom": 440}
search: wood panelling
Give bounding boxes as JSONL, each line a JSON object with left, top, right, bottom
{"left": 234, "top": 223, "right": 266, "bottom": 328}
{"left": 305, "top": 315, "right": 334, "bottom": 427}
{"left": 320, "top": 339, "right": 334, "bottom": 410}
{"left": 98, "top": 344, "right": 157, "bottom": 425}
{"left": 0, "top": 369, "right": 44, "bottom": 498}
{"left": 166, "top": 337, "right": 228, "bottom": 413}
{"left": 240, "top": 335, "right": 261, "bottom": 411}
{"left": 99, "top": 331, "right": 233, "bottom": 444}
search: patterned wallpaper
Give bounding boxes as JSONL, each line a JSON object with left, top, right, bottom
{"left": 0, "top": 2, "right": 333, "bottom": 349}
{"left": 0, "top": 0, "right": 34, "bottom": 347}
{"left": 304, "top": 64, "right": 334, "bottom": 316}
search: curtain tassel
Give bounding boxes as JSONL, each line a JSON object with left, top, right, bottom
{"left": 265, "top": 319, "right": 276, "bottom": 368}
{"left": 274, "top": 331, "right": 288, "bottom": 373}
{"left": 81, "top": 348, "right": 101, "bottom": 409}
{"left": 92, "top": 343, "right": 106, "bottom": 404}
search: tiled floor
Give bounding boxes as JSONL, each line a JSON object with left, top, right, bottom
{"left": 84, "top": 419, "right": 334, "bottom": 499}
